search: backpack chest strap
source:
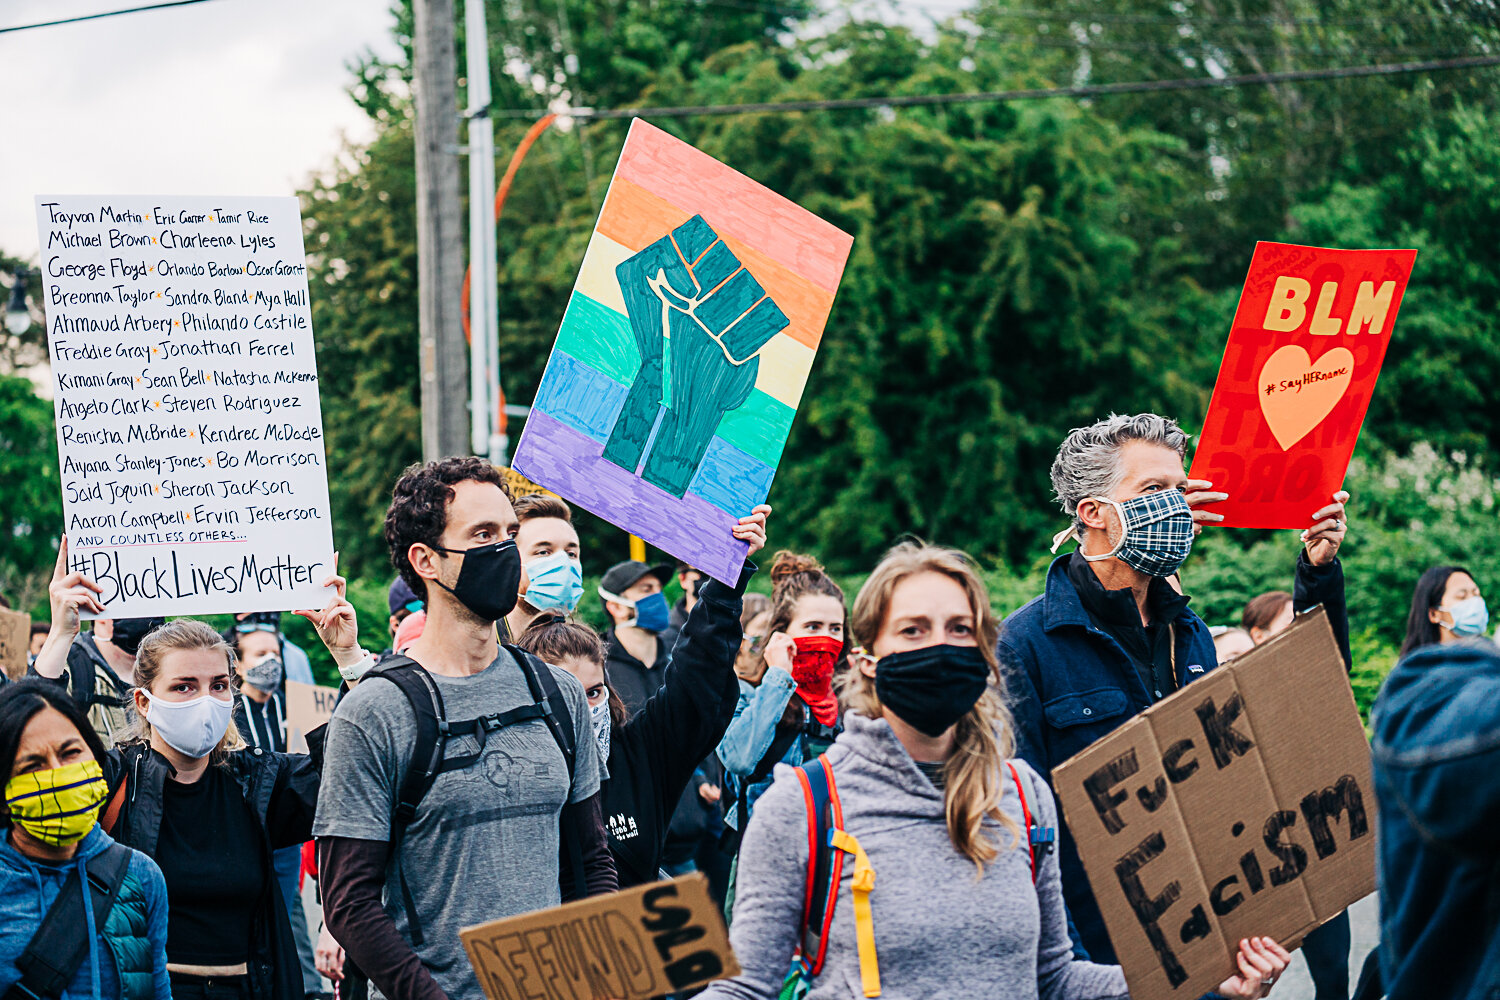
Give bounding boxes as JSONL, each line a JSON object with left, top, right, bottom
{"left": 435, "top": 703, "right": 550, "bottom": 774}
{"left": 829, "top": 829, "right": 880, "bottom": 998}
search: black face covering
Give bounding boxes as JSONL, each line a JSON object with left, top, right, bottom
{"left": 430, "top": 539, "right": 522, "bottom": 623}
{"left": 874, "top": 644, "right": 991, "bottom": 738}
{"left": 107, "top": 617, "right": 165, "bottom": 656}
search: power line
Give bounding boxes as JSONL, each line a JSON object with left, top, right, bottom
{"left": 0, "top": 0, "right": 221, "bottom": 35}
{"left": 496, "top": 52, "right": 1500, "bottom": 120}
{"left": 677, "top": 0, "right": 1489, "bottom": 31}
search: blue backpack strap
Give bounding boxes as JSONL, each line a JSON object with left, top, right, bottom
{"left": 1006, "top": 761, "right": 1056, "bottom": 886}
{"left": 796, "top": 755, "right": 844, "bottom": 977}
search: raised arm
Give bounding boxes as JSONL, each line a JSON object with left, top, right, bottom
{"left": 1295, "top": 490, "right": 1352, "bottom": 673}
{"left": 638, "top": 506, "right": 770, "bottom": 788}
{"left": 32, "top": 537, "right": 105, "bottom": 679}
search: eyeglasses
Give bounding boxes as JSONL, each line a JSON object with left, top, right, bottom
{"left": 235, "top": 623, "right": 279, "bottom": 635}
{"left": 743, "top": 635, "right": 764, "bottom": 652}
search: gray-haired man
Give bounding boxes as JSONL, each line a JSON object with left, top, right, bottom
{"left": 998, "top": 412, "right": 1226, "bottom": 962}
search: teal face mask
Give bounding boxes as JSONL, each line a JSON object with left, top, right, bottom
{"left": 1442, "top": 595, "right": 1490, "bottom": 637}
{"left": 524, "top": 551, "right": 584, "bottom": 614}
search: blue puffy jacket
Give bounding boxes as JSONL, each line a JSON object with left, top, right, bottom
{"left": 999, "top": 554, "right": 1218, "bottom": 961}
{"left": 0, "top": 824, "right": 171, "bottom": 1000}
{"left": 1371, "top": 638, "right": 1500, "bottom": 1000}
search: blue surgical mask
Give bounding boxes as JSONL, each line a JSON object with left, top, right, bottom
{"left": 631, "top": 592, "right": 671, "bottom": 633}
{"left": 1442, "top": 595, "right": 1489, "bottom": 637}
{"left": 1083, "top": 489, "right": 1196, "bottom": 578}
{"left": 524, "top": 551, "right": 584, "bottom": 614}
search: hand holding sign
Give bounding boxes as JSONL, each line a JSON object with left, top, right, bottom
{"left": 1219, "top": 937, "right": 1292, "bottom": 999}
{"left": 1301, "top": 491, "right": 1351, "bottom": 567}
{"left": 292, "top": 555, "right": 364, "bottom": 674}
{"left": 1184, "top": 479, "right": 1229, "bottom": 536}
{"left": 730, "top": 504, "right": 772, "bottom": 557}
{"left": 48, "top": 537, "right": 105, "bottom": 634}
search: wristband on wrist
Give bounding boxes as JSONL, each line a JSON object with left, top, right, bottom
{"left": 337, "top": 651, "right": 376, "bottom": 683}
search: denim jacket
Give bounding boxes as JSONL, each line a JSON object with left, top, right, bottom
{"left": 1371, "top": 638, "right": 1500, "bottom": 1000}
{"left": 999, "top": 554, "right": 1217, "bottom": 961}
{"left": 717, "top": 668, "right": 814, "bottom": 831}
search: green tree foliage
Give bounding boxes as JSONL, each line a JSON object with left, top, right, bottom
{"left": 297, "top": 0, "right": 1500, "bottom": 682}
{"left": 0, "top": 376, "right": 62, "bottom": 613}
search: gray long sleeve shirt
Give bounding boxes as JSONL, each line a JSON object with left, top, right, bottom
{"left": 704, "top": 711, "right": 1129, "bottom": 1000}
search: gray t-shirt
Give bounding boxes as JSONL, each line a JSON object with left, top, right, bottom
{"left": 313, "top": 647, "right": 601, "bottom": 1000}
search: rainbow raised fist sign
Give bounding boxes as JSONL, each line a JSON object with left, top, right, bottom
{"left": 511, "top": 120, "right": 852, "bottom": 583}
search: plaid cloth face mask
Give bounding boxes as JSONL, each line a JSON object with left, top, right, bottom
{"left": 1082, "top": 489, "right": 1196, "bottom": 578}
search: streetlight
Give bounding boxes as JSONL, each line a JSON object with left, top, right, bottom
{"left": 5, "top": 273, "right": 30, "bottom": 336}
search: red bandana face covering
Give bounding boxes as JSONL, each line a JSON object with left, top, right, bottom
{"left": 791, "top": 635, "right": 844, "bottom": 727}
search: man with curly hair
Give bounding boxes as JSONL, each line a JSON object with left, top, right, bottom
{"left": 314, "top": 457, "right": 616, "bottom": 1000}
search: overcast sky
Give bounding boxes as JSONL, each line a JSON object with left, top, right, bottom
{"left": 0, "top": 0, "right": 401, "bottom": 258}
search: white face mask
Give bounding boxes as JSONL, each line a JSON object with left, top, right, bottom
{"left": 142, "top": 689, "right": 234, "bottom": 759}
{"left": 589, "top": 691, "right": 612, "bottom": 762}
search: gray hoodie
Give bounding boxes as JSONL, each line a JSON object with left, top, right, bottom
{"left": 704, "top": 711, "right": 1129, "bottom": 1000}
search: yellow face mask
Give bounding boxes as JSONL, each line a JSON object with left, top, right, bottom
{"left": 4, "top": 759, "right": 108, "bottom": 847}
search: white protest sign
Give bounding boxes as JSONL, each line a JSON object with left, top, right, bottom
{"left": 37, "top": 195, "right": 335, "bottom": 619}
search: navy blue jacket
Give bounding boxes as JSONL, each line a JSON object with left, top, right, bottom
{"left": 1371, "top": 639, "right": 1500, "bottom": 1000}
{"left": 1000, "top": 554, "right": 1218, "bottom": 962}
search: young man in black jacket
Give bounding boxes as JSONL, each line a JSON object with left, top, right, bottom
{"left": 517, "top": 506, "right": 767, "bottom": 888}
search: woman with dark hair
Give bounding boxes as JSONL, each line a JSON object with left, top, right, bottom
{"left": 1241, "top": 591, "right": 1293, "bottom": 645}
{"left": 0, "top": 680, "right": 171, "bottom": 999}
{"left": 512, "top": 506, "right": 770, "bottom": 887}
{"left": 1400, "top": 566, "right": 1487, "bottom": 657}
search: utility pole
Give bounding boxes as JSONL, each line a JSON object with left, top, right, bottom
{"left": 464, "top": 0, "right": 503, "bottom": 463}
{"left": 414, "top": 0, "right": 469, "bottom": 460}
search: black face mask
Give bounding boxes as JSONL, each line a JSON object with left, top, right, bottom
{"left": 430, "top": 539, "right": 522, "bottom": 623}
{"left": 107, "top": 617, "right": 165, "bottom": 656}
{"left": 874, "top": 644, "right": 991, "bottom": 738}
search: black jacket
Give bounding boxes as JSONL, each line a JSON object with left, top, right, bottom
{"left": 104, "top": 742, "right": 319, "bottom": 1000}
{"left": 603, "top": 569, "right": 749, "bottom": 887}
{"left": 1292, "top": 551, "right": 1352, "bottom": 672}
{"left": 605, "top": 625, "right": 672, "bottom": 718}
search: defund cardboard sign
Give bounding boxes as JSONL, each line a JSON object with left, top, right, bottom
{"left": 1052, "top": 609, "right": 1374, "bottom": 1000}
{"left": 462, "top": 873, "right": 738, "bottom": 1000}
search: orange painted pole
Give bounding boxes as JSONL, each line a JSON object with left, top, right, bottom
{"left": 461, "top": 113, "right": 559, "bottom": 435}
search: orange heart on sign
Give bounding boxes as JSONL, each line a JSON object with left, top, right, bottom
{"left": 1258, "top": 345, "right": 1356, "bottom": 450}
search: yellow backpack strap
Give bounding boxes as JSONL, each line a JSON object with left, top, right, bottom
{"left": 829, "top": 829, "right": 880, "bottom": 997}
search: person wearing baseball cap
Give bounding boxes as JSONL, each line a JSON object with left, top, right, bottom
{"left": 387, "top": 577, "right": 424, "bottom": 634}
{"left": 598, "top": 560, "right": 675, "bottom": 716}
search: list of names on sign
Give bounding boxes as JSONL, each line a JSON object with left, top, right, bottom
{"left": 37, "top": 195, "right": 335, "bottom": 619}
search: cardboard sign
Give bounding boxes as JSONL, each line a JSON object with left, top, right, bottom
{"left": 1188, "top": 243, "right": 1417, "bottom": 528}
{"left": 1052, "top": 609, "right": 1374, "bottom": 1000}
{"left": 36, "top": 195, "right": 336, "bottom": 618}
{"left": 511, "top": 120, "right": 852, "bottom": 585}
{"left": 462, "top": 872, "right": 738, "bottom": 1000}
{"left": 284, "top": 679, "right": 340, "bottom": 754}
{"left": 0, "top": 608, "right": 31, "bottom": 681}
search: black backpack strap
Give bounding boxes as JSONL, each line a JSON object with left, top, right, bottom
{"left": 506, "top": 643, "right": 575, "bottom": 780}
{"left": 361, "top": 656, "right": 445, "bottom": 832}
{"left": 505, "top": 643, "right": 589, "bottom": 901}
{"left": 358, "top": 656, "right": 445, "bottom": 947}
{"left": 6, "top": 844, "right": 132, "bottom": 1000}
{"left": 66, "top": 644, "right": 97, "bottom": 711}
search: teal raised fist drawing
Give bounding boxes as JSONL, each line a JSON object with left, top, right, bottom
{"left": 602, "top": 215, "right": 790, "bottom": 497}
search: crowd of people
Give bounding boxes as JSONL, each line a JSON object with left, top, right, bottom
{"left": 1, "top": 413, "right": 1495, "bottom": 1000}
